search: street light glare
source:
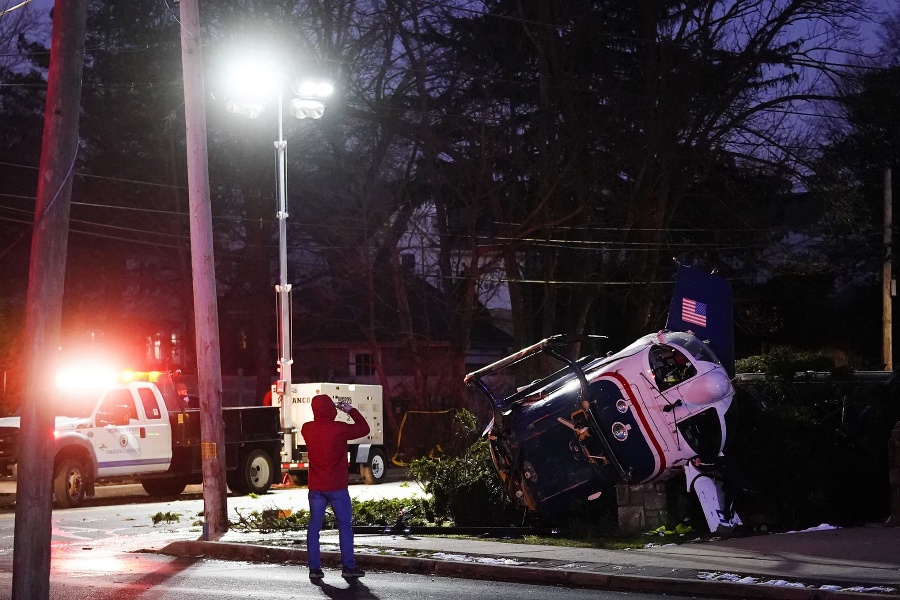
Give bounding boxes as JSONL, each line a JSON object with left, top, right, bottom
{"left": 229, "top": 63, "right": 279, "bottom": 96}
{"left": 294, "top": 79, "right": 334, "bottom": 99}
{"left": 317, "top": 82, "right": 335, "bottom": 97}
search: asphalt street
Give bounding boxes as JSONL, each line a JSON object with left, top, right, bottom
{"left": 0, "top": 475, "right": 898, "bottom": 599}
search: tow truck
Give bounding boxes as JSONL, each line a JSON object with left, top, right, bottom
{"left": 0, "top": 367, "right": 283, "bottom": 508}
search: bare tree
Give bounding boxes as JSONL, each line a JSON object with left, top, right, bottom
{"left": 878, "top": 7, "right": 900, "bottom": 65}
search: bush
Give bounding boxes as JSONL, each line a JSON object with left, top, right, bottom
{"left": 408, "top": 410, "right": 515, "bottom": 527}
{"left": 728, "top": 349, "right": 899, "bottom": 529}
{"left": 736, "top": 347, "right": 834, "bottom": 385}
{"left": 351, "top": 497, "right": 434, "bottom": 527}
{"left": 728, "top": 391, "right": 891, "bottom": 529}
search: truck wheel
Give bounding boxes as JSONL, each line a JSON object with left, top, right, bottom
{"left": 140, "top": 478, "right": 187, "bottom": 497}
{"left": 233, "top": 449, "right": 274, "bottom": 495}
{"left": 360, "top": 448, "right": 387, "bottom": 485}
{"left": 53, "top": 458, "right": 86, "bottom": 508}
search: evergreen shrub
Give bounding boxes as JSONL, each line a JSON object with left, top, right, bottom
{"left": 731, "top": 348, "right": 899, "bottom": 529}
{"left": 408, "top": 410, "right": 516, "bottom": 526}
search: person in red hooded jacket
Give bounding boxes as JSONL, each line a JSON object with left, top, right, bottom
{"left": 301, "top": 393, "right": 370, "bottom": 580}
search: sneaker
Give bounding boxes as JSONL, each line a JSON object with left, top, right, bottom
{"left": 341, "top": 566, "right": 365, "bottom": 578}
{"left": 309, "top": 568, "right": 324, "bottom": 580}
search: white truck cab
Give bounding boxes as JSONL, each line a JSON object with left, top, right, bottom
{"left": 82, "top": 382, "right": 173, "bottom": 477}
{"left": 0, "top": 368, "right": 283, "bottom": 508}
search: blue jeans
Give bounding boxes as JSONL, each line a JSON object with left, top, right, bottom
{"left": 307, "top": 488, "right": 356, "bottom": 570}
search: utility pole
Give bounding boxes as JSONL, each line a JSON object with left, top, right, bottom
{"left": 887, "top": 167, "right": 900, "bottom": 526}
{"left": 885, "top": 168, "right": 894, "bottom": 372}
{"left": 178, "top": 0, "right": 228, "bottom": 537}
{"left": 12, "top": 1, "right": 88, "bottom": 598}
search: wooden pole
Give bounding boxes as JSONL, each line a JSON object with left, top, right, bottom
{"left": 12, "top": 0, "right": 88, "bottom": 597}
{"left": 885, "top": 168, "right": 893, "bottom": 372}
{"left": 887, "top": 168, "right": 900, "bottom": 525}
{"left": 178, "top": 0, "right": 228, "bottom": 537}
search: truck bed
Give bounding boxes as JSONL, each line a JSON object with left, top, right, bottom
{"left": 170, "top": 406, "right": 282, "bottom": 447}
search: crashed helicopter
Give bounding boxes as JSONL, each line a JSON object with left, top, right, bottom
{"left": 465, "top": 265, "right": 742, "bottom": 534}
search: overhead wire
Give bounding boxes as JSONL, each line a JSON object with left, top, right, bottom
{"left": 0, "top": 187, "right": 810, "bottom": 240}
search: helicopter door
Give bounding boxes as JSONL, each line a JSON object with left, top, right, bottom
{"left": 648, "top": 344, "right": 697, "bottom": 393}
{"left": 645, "top": 344, "right": 697, "bottom": 443}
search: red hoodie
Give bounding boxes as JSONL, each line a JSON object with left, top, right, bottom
{"left": 300, "top": 394, "right": 371, "bottom": 492}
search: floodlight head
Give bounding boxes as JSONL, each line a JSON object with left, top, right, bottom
{"left": 292, "top": 79, "right": 334, "bottom": 99}
{"left": 290, "top": 97, "right": 326, "bottom": 119}
{"left": 225, "top": 97, "right": 264, "bottom": 119}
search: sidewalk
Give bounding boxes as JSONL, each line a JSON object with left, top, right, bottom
{"left": 161, "top": 522, "right": 900, "bottom": 600}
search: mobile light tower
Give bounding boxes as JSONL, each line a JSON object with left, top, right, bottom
{"left": 225, "top": 62, "right": 333, "bottom": 437}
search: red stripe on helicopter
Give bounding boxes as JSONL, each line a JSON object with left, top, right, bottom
{"left": 599, "top": 371, "right": 667, "bottom": 481}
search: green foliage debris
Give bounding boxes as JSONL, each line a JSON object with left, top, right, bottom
{"left": 151, "top": 511, "right": 180, "bottom": 525}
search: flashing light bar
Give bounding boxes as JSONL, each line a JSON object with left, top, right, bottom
{"left": 55, "top": 365, "right": 118, "bottom": 390}
{"left": 55, "top": 366, "right": 167, "bottom": 391}
{"left": 120, "top": 370, "right": 164, "bottom": 383}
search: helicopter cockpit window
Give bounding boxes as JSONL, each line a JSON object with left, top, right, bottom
{"left": 649, "top": 345, "right": 697, "bottom": 391}
{"left": 664, "top": 332, "right": 721, "bottom": 365}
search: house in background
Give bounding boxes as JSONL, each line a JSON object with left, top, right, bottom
{"left": 397, "top": 202, "right": 513, "bottom": 336}
{"left": 291, "top": 266, "right": 513, "bottom": 412}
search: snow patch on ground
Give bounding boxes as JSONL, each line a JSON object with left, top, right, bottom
{"left": 698, "top": 571, "right": 897, "bottom": 595}
{"left": 760, "top": 579, "right": 808, "bottom": 588}
{"left": 354, "top": 546, "right": 529, "bottom": 566}
{"left": 781, "top": 523, "right": 839, "bottom": 534}
{"left": 431, "top": 552, "right": 525, "bottom": 566}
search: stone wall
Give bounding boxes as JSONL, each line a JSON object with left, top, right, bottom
{"left": 616, "top": 482, "right": 669, "bottom": 531}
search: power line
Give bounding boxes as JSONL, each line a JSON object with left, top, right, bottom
{"left": 0, "top": 192, "right": 809, "bottom": 239}
{"left": 0, "top": 212, "right": 811, "bottom": 258}
{"left": 0, "top": 160, "right": 188, "bottom": 189}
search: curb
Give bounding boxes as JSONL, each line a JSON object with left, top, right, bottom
{"left": 159, "top": 541, "right": 893, "bottom": 600}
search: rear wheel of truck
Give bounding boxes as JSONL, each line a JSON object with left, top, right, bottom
{"left": 53, "top": 458, "right": 86, "bottom": 508}
{"left": 140, "top": 478, "right": 188, "bottom": 497}
{"left": 360, "top": 448, "right": 387, "bottom": 485}
{"left": 231, "top": 449, "right": 274, "bottom": 495}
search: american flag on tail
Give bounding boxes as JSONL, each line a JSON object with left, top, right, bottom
{"left": 682, "top": 298, "right": 707, "bottom": 328}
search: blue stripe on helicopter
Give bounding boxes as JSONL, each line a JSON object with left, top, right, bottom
{"left": 587, "top": 375, "right": 662, "bottom": 483}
